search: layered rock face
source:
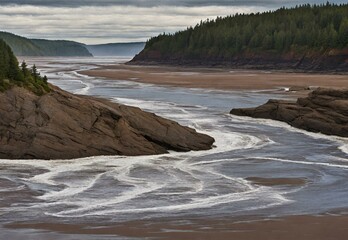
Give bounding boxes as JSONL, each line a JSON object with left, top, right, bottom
{"left": 231, "top": 88, "right": 348, "bottom": 138}
{"left": 130, "top": 50, "right": 348, "bottom": 72}
{"left": 0, "top": 86, "right": 214, "bottom": 159}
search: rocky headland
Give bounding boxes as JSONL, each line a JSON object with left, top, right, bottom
{"left": 231, "top": 88, "right": 348, "bottom": 138}
{"left": 0, "top": 85, "right": 214, "bottom": 160}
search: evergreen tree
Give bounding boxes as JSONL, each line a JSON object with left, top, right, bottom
{"left": 0, "top": 40, "right": 50, "bottom": 94}
{"left": 141, "top": 3, "right": 348, "bottom": 61}
{"left": 43, "top": 75, "right": 48, "bottom": 83}
{"left": 32, "top": 64, "right": 38, "bottom": 80}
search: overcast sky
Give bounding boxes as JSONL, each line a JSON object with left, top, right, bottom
{"left": 0, "top": 0, "right": 346, "bottom": 44}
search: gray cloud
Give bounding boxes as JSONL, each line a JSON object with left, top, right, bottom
{"left": 0, "top": 1, "right": 346, "bottom": 45}
{"left": 1, "top": 0, "right": 347, "bottom": 7}
{"left": 0, "top": 5, "right": 266, "bottom": 44}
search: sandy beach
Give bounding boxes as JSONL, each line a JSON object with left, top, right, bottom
{"left": 7, "top": 214, "right": 348, "bottom": 240}
{"left": 81, "top": 64, "right": 348, "bottom": 91}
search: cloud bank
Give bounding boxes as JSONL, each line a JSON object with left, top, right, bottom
{"left": 0, "top": 0, "right": 346, "bottom": 44}
{"left": 1, "top": 0, "right": 346, "bottom": 7}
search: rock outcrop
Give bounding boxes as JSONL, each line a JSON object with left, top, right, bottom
{"left": 0, "top": 85, "right": 214, "bottom": 159}
{"left": 230, "top": 88, "right": 348, "bottom": 138}
{"left": 288, "top": 86, "right": 311, "bottom": 92}
{"left": 130, "top": 50, "right": 348, "bottom": 73}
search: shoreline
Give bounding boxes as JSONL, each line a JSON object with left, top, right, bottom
{"left": 81, "top": 64, "right": 348, "bottom": 92}
{"left": 3, "top": 59, "right": 348, "bottom": 239}
{"left": 127, "top": 60, "right": 348, "bottom": 74}
{"left": 6, "top": 213, "right": 348, "bottom": 239}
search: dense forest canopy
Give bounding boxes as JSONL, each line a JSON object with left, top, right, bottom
{"left": 31, "top": 39, "right": 92, "bottom": 56}
{"left": 142, "top": 3, "right": 348, "bottom": 60}
{"left": 0, "top": 40, "right": 50, "bottom": 94}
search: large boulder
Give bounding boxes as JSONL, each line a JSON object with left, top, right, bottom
{"left": 0, "top": 85, "right": 214, "bottom": 159}
{"left": 230, "top": 88, "right": 348, "bottom": 137}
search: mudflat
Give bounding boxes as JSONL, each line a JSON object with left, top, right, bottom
{"left": 7, "top": 214, "right": 348, "bottom": 240}
{"left": 81, "top": 64, "right": 348, "bottom": 91}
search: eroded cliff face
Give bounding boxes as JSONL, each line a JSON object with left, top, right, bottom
{"left": 0, "top": 85, "right": 214, "bottom": 160}
{"left": 130, "top": 49, "right": 348, "bottom": 72}
{"left": 231, "top": 88, "right": 348, "bottom": 137}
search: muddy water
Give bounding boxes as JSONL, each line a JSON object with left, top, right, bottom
{"left": 1, "top": 57, "right": 347, "bottom": 239}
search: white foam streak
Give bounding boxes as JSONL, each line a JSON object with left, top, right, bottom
{"left": 5, "top": 57, "right": 346, "bottom": 221}
{"left": 55, "top": 182, "right": 165, "bottom": 216}
{"left": 230, "top": 115, "right": 348, "bottom": 156}
{"left": 0, "top": 185, "right": 26, "bottom": 192}
{"left": 73, "top": 80, "right": 93, "bottom": 94}
{"left": 38, "top": 172, "right": 106, "bottom": 201}
{"left": 255, "top": 157, "right": 348, "bottom": 169}
{"left": 339, "top": 144, "right": 348, "bottom": 155}
{"left": 50, "top": 187, "right": 287, "bottom": 217}
{"left": 190, "top": 158, "right": 244, "bottom": 166}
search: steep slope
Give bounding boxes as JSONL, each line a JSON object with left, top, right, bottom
{"left": 0, "top": 32, "right": 42, "bottom": 56}
{"left": 86, "top": 42, "right": 145, "bottom": 56}
{"left": 31, "top": 39, "right": 92, "bottom": 57}
{"left": 0, "top": 39, "right": 49, "bottom": 94}
{"left": 131, "top": 3, "right": 348, "bottom": 71}
{"left": 0, "top": 32, "right": 92, "bottom": 56}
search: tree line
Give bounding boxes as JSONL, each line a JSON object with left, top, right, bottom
{"left": 144, "top": 3, "right": 348, "bottom": 60}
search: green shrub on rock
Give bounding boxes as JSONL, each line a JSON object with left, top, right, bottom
{"left": 0, "top": 39, "right": 50, "bottom": 95}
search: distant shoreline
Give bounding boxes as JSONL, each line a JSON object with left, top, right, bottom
{"left": 127, "top": 59, "right": 348, "bottom": 74}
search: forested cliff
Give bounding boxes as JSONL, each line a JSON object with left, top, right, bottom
{"left": 131, "top": 3, "right": 348, "bottom": 71}
{"left": 0, "top": 32, "right": 92, "bottom": 57}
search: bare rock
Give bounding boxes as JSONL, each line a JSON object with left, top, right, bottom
{"left": 0, "top": 85, "right": 214, "bottom": 159}
{"left": 288, "top": 86, "right": 311, "bottom": 92}
{"left": 230, "top": 88, "right": 348, "bottom": 137}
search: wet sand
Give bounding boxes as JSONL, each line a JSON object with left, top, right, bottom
{"left": 4, "top": 60, "right": 347, "bottom": 239}
{"left": 81, "top": 64, "right": 348, "bottom": 91}
{"left": 7, "top": 214, "right": 348, "bottom": 240}
{"left": 246, "top": 177, "right": 307, "bottom": 186}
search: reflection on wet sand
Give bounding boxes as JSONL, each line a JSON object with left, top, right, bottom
{"left": 7, "top": 214, "right": 348, "bottom": 240}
